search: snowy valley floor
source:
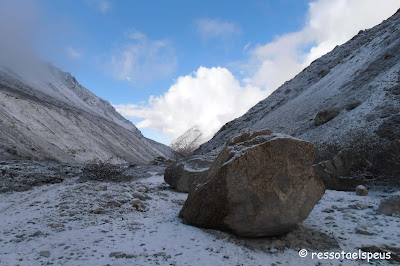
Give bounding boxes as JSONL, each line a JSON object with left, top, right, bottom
{"left": 0, "top": 167, "right": 399, "bottom": 266}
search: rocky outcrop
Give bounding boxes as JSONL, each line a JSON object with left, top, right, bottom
{"left": 378, "top": 192, "right": 400, "bottom": 216}
{"left": 313, "top": 150, "right": 367, "bottom": 191}
{"left": 164, "top": 155, "right": 214, "bottom": 192}
{"left": 179, "top": 129, "right": 325, "bottom": 237}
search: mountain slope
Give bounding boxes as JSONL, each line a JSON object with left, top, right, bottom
{"left": 195, "top": 9, "right": 400, "bottom": 180}
{"left": 0, "top": 63, "right": 177, "bottom": 164}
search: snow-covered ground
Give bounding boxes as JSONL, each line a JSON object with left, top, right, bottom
{"left": 0, "top": 171, "right": 398, "bottom": 266}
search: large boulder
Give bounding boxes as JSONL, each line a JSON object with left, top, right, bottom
{"left": 313, "top": 150, "right": 367, "bottom": 191}
{"left": 179, "top": 129, "right": 325, "bottom": 237}
{"left": 164, "top": 155, "right": 214, "bottom": 192}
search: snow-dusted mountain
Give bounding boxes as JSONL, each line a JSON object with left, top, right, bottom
{"left": 196, "top": 9, "right": 400, "bottom": 181}
{"left": 0, "top": 62, "right": 178, "bottom": 164}
{"left": 170, "top": 126, "right": 210, "bottom": 156}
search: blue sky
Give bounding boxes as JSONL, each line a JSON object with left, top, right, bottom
{"left": 37, "top": 0, "right": 309, "bottom": 100}
{"left": 3, "top": 0, "right": 399, "bottom": 145}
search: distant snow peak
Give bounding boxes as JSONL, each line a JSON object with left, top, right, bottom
{"left": 170, "top": 126, "right": 210, "bottom": 156}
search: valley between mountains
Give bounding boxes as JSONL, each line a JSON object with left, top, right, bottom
{"left": 0, "top": 6, "right": 400, "bottom": 266}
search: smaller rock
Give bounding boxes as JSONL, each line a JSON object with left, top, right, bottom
{"left": 107, "top": 200, "right": 122, "bottom": 207}
{"left": 153, "top": 252, "right": 166, "bottom": 257}
{"left": 30, "top": 231, "right": 42, "bottom": 237}
{"left": 313, "top": 150, "right": 366, "bottom": 191}
{"left": 39, "top": 251, "right": 51, "bottom": 258}
{"left": 94, "top": 185, "right": 107, "bottom": 191}
{"left": 355, "top": 227, "right": 374, "bottom": 235}
{"left": 356, "top": 185, "right": 368, "bottom": 196}
{"left": 132, "top": 191, "right": 146, "bottom": 200}
{"left": 49, "top": 223, "right": 65, "bottom": 229}
{"left": 348, "top": 202, "right": 368, "bottom": 210}
{"left": 137, "top": 187, "right": 146, "bottom": 192}
{"left": 90, "top": 206, "right": 106, "bottom": 214}
{"left": 343, "top": 212, "right": 356, "bottom": 219}
{"left": 164, "top": 154, "right": 214, "bottom": 193}
{"left": 109, "top": 252, "right": 126, "bottom": 258}
{"left": 377, "top": 192, "right": 400, "bottom": 216}
{"left": 130, "top": 199, "right": 141, "bottom": 209}
{"left": 171, "top": 199, "right": 185, "bottom": 206}
{"left": 322, "top": 208, "right": 334, "bottom": 213}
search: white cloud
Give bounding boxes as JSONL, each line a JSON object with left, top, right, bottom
{"left": 195, "top": 18, "right": 241, "bottom": 40}
{"left": 114, "top": 66, "right": 268, "bottom": 140}
{"left": 119, "top": 0, "right": 400, "bottom": 144}
{"left": 105, "top": 30, "right": 177, "bottom": 83}
{"left": 246, "top": 0, "right": 400, "bottom": 93}
{"left": 66, "top": 47, "right": 82, "bottom": 59}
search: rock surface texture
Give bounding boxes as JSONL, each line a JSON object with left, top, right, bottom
{"left": 179, "top": 129, "right": 325, "bottom": 237}
{"left": 164, "top": 155, "right": 214, "bottom": 193}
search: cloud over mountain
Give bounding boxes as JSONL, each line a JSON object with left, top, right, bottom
{"left": 120, "top": 0, "right": 400, "bottom": 144}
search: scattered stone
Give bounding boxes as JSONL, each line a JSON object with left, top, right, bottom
{"left": 171, "top": 199, "right": 185, "bottom": 206}
{"left": 153, "top": 252, "right": 166, "bottom": 257}
{"left": 94, "top": 185, "right": 107, "bottom": 191}
{"left": 322, "top": 208, "right": 334, "bottom": 213}
{"left": 377, "top": 192, "right": 400, "bottom": 216}
{"left": 179, "top": 129, "right": 325, "bottom": 237}
{"left": 39, "top": 251, "right": 51, "bottom": 258}
{"left": 90, "top": 206, "right": 106, "bottom": 214}
{"left": 356, "top": 185, "right": 368, "bottom": 196}
{"left": 164, "top": 155, "right": 215, "bottom": 193}
{"left": 107, "top": 200, "right": 122, "bottom": 207}
{"left": 355, "top": 226, "right": 374, "bottom": 235}
{"left": 158, "top": 192, "right": 169, "bottom": 197}
{"left": 49, "top": 223, "right": 65, "bottom": 229}
{"left": 29, "top": 231, "right": 42, "bottom": 237}
{"left": 132, "top": 191, "right": 146, "bottom": 200}
{"left": 348, "top": 202, "right": 368, "bottom": 210}
{"left": 109, "top": 252, "right": 126, "bottom": 258}
{"left": 137, "top": 187, "right": 146, "bottom": 192}
{"left": 130, "top": 199, "right": 141, "bottom": 209}
{"left": 343, "top": 212, "right": 356, "bottom": 219}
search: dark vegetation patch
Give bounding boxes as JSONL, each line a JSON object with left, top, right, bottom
{"left": 0, "top": 160, "right": 80, "bottom": 193}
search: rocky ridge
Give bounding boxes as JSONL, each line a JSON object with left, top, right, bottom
{"left": 195, "top": 9, "right": 400, "bottom": 185}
